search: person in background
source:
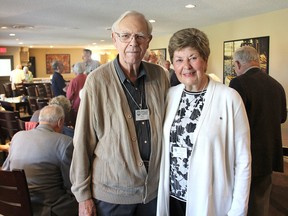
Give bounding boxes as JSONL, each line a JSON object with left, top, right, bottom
{"left": 163, "top": 60, "right": 175, "bottom": 79}
{"left": 2, "top": 105, "right": 78, "bottom": 216}
{"left": 157, "top": 28, "right": 251, "bottom": 216}
{"left": 30, "top": 95, "right": 74, "bottom": 137}
{"left": 23, "top": 66, "right": 33, "bottom": 82}
{"left": 148, "top": 51, "right": 158, "bottom": 64}
{"left": 51, "top": 60, "right": 66, "bottom": 96}
{"left": 82, "top": 49, "right": 101, "bottom": 75}
{"left": 70, "top": 10, "right": 169, "bottom": 216}
{"left": 229, "top": 46, "right": 287, "bottom": 216}
{"left": 10, "top": 64, "right": 25, "bottom": 96}
{"left": 66, "top": 62, "right": 87, "bottom": 126}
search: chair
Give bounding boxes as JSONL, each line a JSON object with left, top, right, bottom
{"left": 0, "top": 110, "right": 22, "bottom": 140}
{"left": 0, "top": 169, "right": 33, "bottom": 216}
{"left": 43, "top": 83, "right": 53, "bottom": 98}
{"left": 27, "top": 97, "right": 39, "bottom": 113}
{"left": 36, "top": 84, "right": 47, "bottom": 98}
{"left": 26, "top": 86, "right": 37, "bottom": 97}
{"left": 15, "top": 83, "right": 26, "bottom": 96}
{"left": 37, "top": 98, "right": 49, "bottom": 110}
{"left": 2, "top": 83, "right": 13, "bottom": 98}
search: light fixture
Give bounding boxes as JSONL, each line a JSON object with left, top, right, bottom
{"left": 149, "top": 19, "right": 156, "bottom": 23}
{"left": 9, "top": 33, "right": 16, "bottom": 37}
{"left": 185, "top": 4, "right": 196, "bottom": 8}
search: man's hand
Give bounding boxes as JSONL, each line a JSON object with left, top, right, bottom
{"left": 79, "top": 199, "right": 96, "bottom": 216}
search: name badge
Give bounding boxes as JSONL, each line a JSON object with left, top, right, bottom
{"left": 135, "top": 109, "right": 149, "bottom": 121}
{"left": 172, "top": 147, "right": 187, "bottom": 158}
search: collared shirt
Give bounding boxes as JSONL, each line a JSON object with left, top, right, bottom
{"left": 113, "top": 57, "right": 151, "bottom": 161}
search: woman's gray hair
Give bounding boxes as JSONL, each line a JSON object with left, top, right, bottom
{"left": 168, "top": 28, "right": 210, "bottom": 63}
{"left": 39, "top": 105, "right": 64, "bottom": 124}
{"left": 52, "top": 61, "right": 63, "bottom": 70}
{"left": 73, "top": 62, "right": 85, "bottom": 74}
{"left": 49, "top": 95, "right": 71, "bottom": 117}
{"left": 111, "top": 11, "right": 153, "bottom": 35}
{"left": 233, "top": 46, "right": 260, "bottom": 65}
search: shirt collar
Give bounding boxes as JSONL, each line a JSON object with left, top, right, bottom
{"left": 113, "top": 55, "right": 146, "bottom": 84}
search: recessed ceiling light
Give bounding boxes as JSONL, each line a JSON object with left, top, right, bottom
{"left": 18, "top": 42, "right": 23, "bottom": 45}
{"left": 100, "top": 40, "right": 105, "bottom": 42}
{"left": 92, "top": 43, "right": 97, "bottom": 45}
{"left": 50, "top": 45, "right": 54, "bottom": 48}
{"left": 149, "top": 19, "right": 156, "bottom": 23}
{"left": 1, "top": 26, "right": 8, "bottom": 29}
{"left": 185, "top": 4, "right": 196, "bottom": 8}
{"left": 9, "top": 33, "right": 16, "bottom": 36}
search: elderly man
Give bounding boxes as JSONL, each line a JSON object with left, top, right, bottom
{"left": 82, "top": 49, "right": 101, "bottom": 75}
{"left": 70, "top": 11, "right": 169, "bottom": 216}
{"left": 2, "top": 105, "right": 78, "bottom": 215}
{"left": 51, "top": 60, "right": 66, "bottom": 96}
{"left": 229, "top": 46, "right": 287, "bottom": 216}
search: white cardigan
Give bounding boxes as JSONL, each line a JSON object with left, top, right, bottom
{"left": 157, "top": 79, "right": 251, "bottom": 216}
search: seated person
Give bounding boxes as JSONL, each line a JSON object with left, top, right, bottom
{"left": 2, "top": 105, "right": 78, "bottom": 216}
{"left": 30, "top": 95, "right": 74, "bottom": 137}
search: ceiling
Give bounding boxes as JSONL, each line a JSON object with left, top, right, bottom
{"left": 1, "top": 0, "right": 288, "bottom": 50}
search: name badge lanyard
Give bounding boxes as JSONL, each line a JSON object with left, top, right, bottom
{"left": 122, "top": 82, "right": 149, "bottom": 121}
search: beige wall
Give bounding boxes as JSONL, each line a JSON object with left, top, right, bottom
{"left": 29, "top": 48, "right": 83, "bottom": 80}
{"left": 149, "top": 8, "right": 288, "bottom": 102}
{"left": 28, "top": 48, "right": 118, "bottom": 80}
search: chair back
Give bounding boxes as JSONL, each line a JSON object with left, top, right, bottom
{"left": 36, "top": 84, "right": 47, "bottom": 98}
{"left": 0, "top": 169, "right": 33, "bottom": 216}
{"left": 43, "top": 83, "right": 53, "bottom": 98}
{"left": 27, "top": 97, "right": 39, "bottom": 113}
{"left": 15, "top": 83, "right": 26, "bottom": 96}
{"left": 0, "top": 110, "right": 21, "bottom": 139}
{"left": 37, "top": 98, "right": 49, "bottom": 110}
{"left": 26, "top": 86, "right": 37, "bottom": 97}
{"left": 2, "top": 83, "right": 13, "bottom": 98}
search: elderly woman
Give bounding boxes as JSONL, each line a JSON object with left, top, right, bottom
{"left": 66, "top": 62, "right": 87, "bottom": 126}
{"left": 23, "top": 66, "right": 33, "bottom": 82}
{"left": 157, "top": 28, "right": 251, "bottom": 216}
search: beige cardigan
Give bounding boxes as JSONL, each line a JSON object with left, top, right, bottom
{"left": 70, "top": 60, "right": 169, "bottom": 204}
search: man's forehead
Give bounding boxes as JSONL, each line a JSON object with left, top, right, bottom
{"left": 118, "top": 15, "right": 148, "bottom": 33}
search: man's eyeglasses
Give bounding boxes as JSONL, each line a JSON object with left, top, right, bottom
{"left": 114, "top": 32, "right": 150, "bottom": 43}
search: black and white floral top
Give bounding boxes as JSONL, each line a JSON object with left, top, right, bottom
{"left": 169, "top": 88, "right": 206, "bottom": 201}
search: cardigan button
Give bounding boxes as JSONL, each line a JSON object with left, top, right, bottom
{"left": 127, "top": 114, "right": 132, "bottom": 118}
{"left": 138, "top": 161, "right": 143, "bottom": 166}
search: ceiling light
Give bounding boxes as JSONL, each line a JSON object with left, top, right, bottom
{"left": 1, "top": 26, "right": 8, "bottom": 29}
{"left": 149, "top": 19, "right": 156, "bottom": 23}
{"left": 50, "top": 45, "right": 54, "bottom": 48}
{"left": 9, "top": 33, "right": 16, "bottom": 37}
{"left": 185, "top": 4, "right": 196, "bottom": 8}
{"left": 18, "top": 42, "right": 23, "bottom": 45}
{"left": 100, "top": 40, "right": 105, "bottom": 42}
